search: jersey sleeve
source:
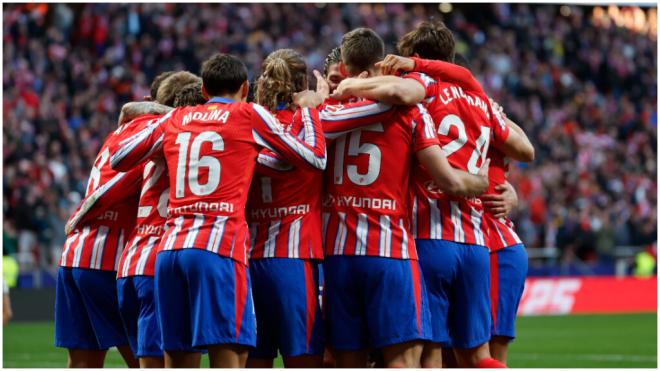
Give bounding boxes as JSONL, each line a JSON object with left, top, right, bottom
{"left": 109, "top": 110, "right": 173, "bottom": 171}
{"left": 412, "top": 57, "right": 483, "bottom": 93}
{"left": 255, "top": 149, "right": 294, "bottom": 175}
{"left": 488, "top": 100, "right": 510, "bottom": 145}
{"left": 411, "top": 104, "right": 441, "bottom": 152}
{"left": 251, "top": 104, "right": 327, "bottom": 170}
{"left": 402, "top": 72, "right": 437, "bottom": 99}
{"left": 319, "top": 100, "right": 394, "bottom": 139}
{"left": 64, "top": 165, "right": 143, "bottom": 234}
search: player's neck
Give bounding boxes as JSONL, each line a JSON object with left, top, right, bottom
{"left": 209, "top": 92, "right": 244, "bottom": 103}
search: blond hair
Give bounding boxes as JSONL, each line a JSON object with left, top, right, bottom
{"left": 256, "top": 49, "right": 307, "bottom": 111}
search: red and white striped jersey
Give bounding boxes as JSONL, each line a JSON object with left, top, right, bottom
{"left": 247, "top": 108, "right": 325, "bottom": 260}
{"left": 118, "top": 158, "right": 170, "bottom": 277}
{"left": 323, "top": 103, "right": 440, "bottom": 260}
{"left": 109, "top": 98, "right": 330, "bottom": 265}
{"left": 59, "top": 120, "right": 146, "bottom": 271}
{"left": 247, "top": 101, "right": 397, "bottom": 260}
{"left": 483, "top": 148, "right": 522, "bottom": 251}
{"left": 407, "top": 58, "right": 510, "bottom": 246}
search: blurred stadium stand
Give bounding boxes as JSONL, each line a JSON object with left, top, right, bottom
{"left": 3, "top": 3, "right": 656, "bottom": 288}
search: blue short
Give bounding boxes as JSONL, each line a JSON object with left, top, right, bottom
{"left": 249, "top": 258, "right": 324, "bottom": 358}
{"left": 154, "top": 249, "right": 256, "bottom": 351}
{"left": 55, "top": 267, "right": 129, "bottom": 350}
{"left": 323, "top": 256, "right": 432, "bottom": 351}
{"left": 416, "top": 239, "right": 491, "bottom": 349}
{"left": 490, "top": 244, "right": 528, "bottom": 340}
{"left": 117, "top": 276, "right": 163, "bottom": 357}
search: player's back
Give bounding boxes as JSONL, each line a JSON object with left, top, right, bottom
{"left": 60, "top": 128, "right": 142, "bottom": 271}
{"left": 324, "top": 104, "right": 437, "bottom": 259}
{"left": 117, "top": 157, "right": 169, "bottom": 278}
{"left": 246, "top": 109, "right": 324, "bottom": 259}
{"left": 410, "top": 81, "right": 498, "bottom": 245}
{"left": 158, "top": 98, "right": 263, "bottom": 264}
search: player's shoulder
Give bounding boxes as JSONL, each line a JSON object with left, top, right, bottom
{"left": 402, "top": 71, "right": 436, "bottom": 87}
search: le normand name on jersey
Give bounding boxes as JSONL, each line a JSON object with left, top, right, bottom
{"left": 436, "top": 85, "right": 491, "bottom": 119}
{"left": 182, "top": 108, "right": 231, "bottom": 126}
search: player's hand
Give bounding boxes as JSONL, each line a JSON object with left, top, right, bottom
{"left": 293, "top": 90, "right": 324, "bottom": 108}
{"left": 376, "top": 54, "right": 415, "bottom": 75}
{"left": 329, "top": 78, "right": 355, "bottom": 101}
{"left": 482, "top": 181, "right": 518, "bottom": 218}
{"left": 313, "top": 70, "right": 330, "bottom": 101}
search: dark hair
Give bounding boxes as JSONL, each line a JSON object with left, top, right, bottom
{"left": 256, "top": 49, "right": 307, "bottom": 111}
{"left": 201, "top": 53, "right": 248, "bottom": 96}
{"left": 156, "top": 71, "right": 201, "bottom": 106}
{"left": 453, "top": 53, "right": 471, "bottom": 70}
{"left": 397, "top": 20, "right": 455, "bottom": 62}
{"left": 340, "top": 28, "right": 384, "bottom": 75}
{"left": 323, "top": 47, "right": 342, "bottom": 76}
{"left": 173, "top": 82, "right": 206, "bottom": 107}
{"left": 150, "top": 71, "right": 175, "bottom": 100}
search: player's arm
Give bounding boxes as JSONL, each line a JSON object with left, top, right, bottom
{"left": 481, "top": 181, "right": 519, "bottom": 218}
{"left": 329, "top": 75, "right": 426, "bottom": 105}
{"left": 376, "top": 54, "right": 483, "bottom": 92}
{"left": 412, "top": 105, "right": 489, "bottom": 196}
{"left": 64, "top": 167, "right": 142, "bottom": 234}
{"left": 417, "top": 146, "right": 490, "bottom": 196}
{"left": 251, "top": 104, "right": 327, "bottom": 170}
{"left": 255, "top": 149, "right": 293, "bottom": 175}
{"left": 118, "top": 101, "right": 173, "bottom": 125}
{"left": 318, "top": 100, "right": 395, "bottom": 139}
{"left": 109, "top": 110, "right": 173, "bottom": 172}
{"left": 489, "top": 100, "right": 535, "bottom": 162}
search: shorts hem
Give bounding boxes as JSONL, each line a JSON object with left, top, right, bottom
{"left": 491, "top": 332, "right": 515, "bottom": 341}
{"left": 370, "top": 333, "right": 432, "bottom": 350}
{"left": 279, "top": 349, "right": 325, "bottom": 357}
{"left": 450, "top": 336, "right": 490, "bottom": 350}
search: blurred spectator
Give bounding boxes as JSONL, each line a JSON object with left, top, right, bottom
{"left": 2, "top": 3, "right": 656, "bottom": 274}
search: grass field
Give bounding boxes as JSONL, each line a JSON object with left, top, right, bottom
{"left": 3, "top": 313, "right": 656, "bottom": 368}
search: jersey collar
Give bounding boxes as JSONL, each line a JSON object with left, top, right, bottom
{"left": 275, "top": 102, "right": 287, "bottom": 111}
{"left": 207, "top": 97, "right": 236, "bottom": 104}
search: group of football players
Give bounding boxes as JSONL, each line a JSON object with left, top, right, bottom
{"left": 54, "top": 19, "right": 534, "bottom": 368}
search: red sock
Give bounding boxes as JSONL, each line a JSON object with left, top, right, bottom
{"left": 476, "top": 358, "right": 507, "bottom": 368}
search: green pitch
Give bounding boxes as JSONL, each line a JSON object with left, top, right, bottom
{"left": 3, "top": 313, "right": 656, "bottom": 368}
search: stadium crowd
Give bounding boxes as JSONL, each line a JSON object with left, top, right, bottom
{"left": 3, "top": 3, "right": 657, "bottom": 273}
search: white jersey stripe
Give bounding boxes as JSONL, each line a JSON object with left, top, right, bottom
{"left": 206, "top": 216, "right": 228, "bottom": 253}
{"left": 90, "top": 226, "right": 109, "bottom": 269}
{"left": 72, "top": 227, "right": 91, "bottom": 267}
{"left": 429, "top": 198, "right": 442, "bottom": 239}
{"left": 265, "top": 221, "right": 281, "bottom": 258}
{"left": 114, "top": 229, "right": 125, "bottom": 271}
{"left": 135, "top": 237, "right": 157, "bottom": 275}
{"left": 288, "top": 218, "right": 302, "bottom": 258}
{"left": 61, "top": 231, "right": 79, "bottom": 264}
{"left": 506, "top": 222, "right": 523, "bottom": 244}
{"left": 494, "top": 222, "right": 507, "bottom": 247}
{"left": 248, "top": 223, "right": 258, "bottom": 255}
{"left": 164, "top": 217, "right": 184, "bottom": 250}
{"left": 333, "top": 212, "right": 347, "bottom": 255}
{"left": 122, "top": 237, "right": 139, "bottom": 277}
{"left": 412, "top": 196, "right": 419, "bottom": 239}
{"left": 355, "top": 213, "right": 369, "bottom": 256}
{"left": 322, "top": 212, "right": 330, "bottom": 242}
{"left": 379, "top": 216, "right": 392, "bottom": 257}
{"left": 416, "top": 104, "right": 436, "bottom": 139}
{"left": 470, "top": 207, "right": 485, "bottom": 247}
{"left": 399, "top": 219, "right": 409, "bottom": 259}
{"left": 182, "top": 215, "right": 205, "bottom": 248}
{"left": 450, "top": 201, "right": 465, "bottom": 243}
